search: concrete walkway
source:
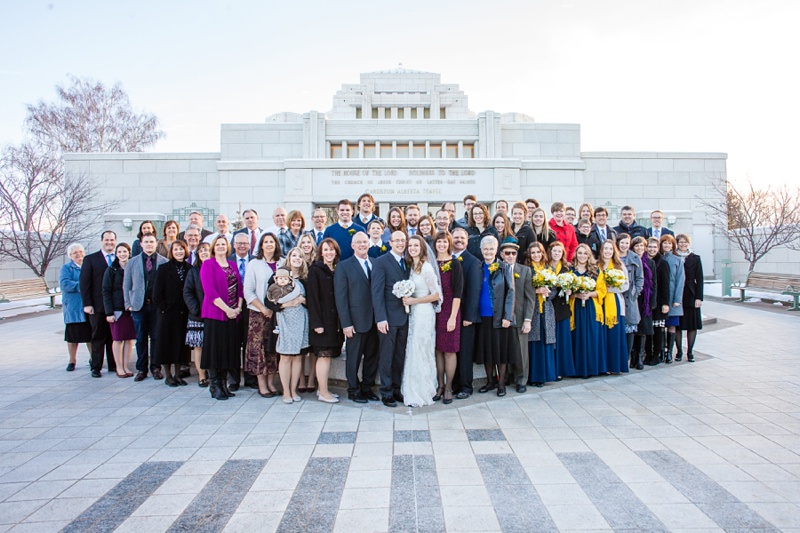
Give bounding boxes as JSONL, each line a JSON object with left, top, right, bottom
{"left": 0, "top": 300, "right": 798, "bottom": 532}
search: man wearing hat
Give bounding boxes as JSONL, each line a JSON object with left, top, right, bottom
{"left": 500, "top": 237, "right": 534, "bottom": 393}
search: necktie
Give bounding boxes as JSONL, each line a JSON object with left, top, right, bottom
{"left": 409, "top": 228, "right": 416, "bottom": 236}
{"left": 601, "top": 228, "right": 606, "bottom": 241}
{"left": 400, "top": 258, "right": 406, "bottom": 273}
{"left": 145, "top": 255, "right": 152, "bottom": 272}
{"left": 239, "top": 258, "right": 246, "bottom": 279}
{"left": 364, "top": 259, "right": 371, "bottom": 281}
{"left": 187, "top": 252, "right": 193, "bottom": 265}
{"left": 654, "top": 228, "right": 660, "bottom": 239}
{"left": 106, "top": 254, "right": 113, "bottom": 266}
{"left": 316, "top": 232, "right": 323, "bottom": 245}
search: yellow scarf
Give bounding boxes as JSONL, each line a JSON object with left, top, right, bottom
{"left": 596, "top": 268, "right": 618, "bottom": 328}
{"left": 570, "top": 271, "right": 605, "bottom": 330}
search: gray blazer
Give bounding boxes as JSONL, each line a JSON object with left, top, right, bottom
{"left": 485, "top": 261, "right": 515, "bottom": 328}
{"left": 123, "top": 253, "right": 168, "bottom": 311}
{"left": 512, "top": 263, "right": 534, "bottom": 328}
{"left": 621, "top": 252, "right": 644, "bottom": 326}
{"left": 662, "top": 253, "right": 686, "bottom": 317}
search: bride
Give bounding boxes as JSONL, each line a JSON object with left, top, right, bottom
{"left": 401, "top": 235, "right": 442, "bottom": 407}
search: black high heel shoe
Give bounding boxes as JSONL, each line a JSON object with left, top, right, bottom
{"left": 433, "top": 387, "right": 444, "bottom": 402}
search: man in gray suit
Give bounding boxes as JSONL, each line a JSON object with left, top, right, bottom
{"left": 501, "top": 238, "right": 534, "bottom": 393}
{"left": 371, "top": 231, "right": 410, "bottom": 407}
{"left": 124, "top": 234, "right": 168, "bottom": 381}
{"left": 334, "top": 232, "right": 380, "bottom": 404}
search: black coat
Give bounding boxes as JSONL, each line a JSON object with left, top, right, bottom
{"left": 512, "top": 223, "right": 535, "bottom": 263}
{"left": 576, "top": 231, "right": 601, "bottom": 258}
{"left": 614, "top": 221, "right": 648, "bottom": 240}
{"left": 466, "top": 225, "right": 499, "bottom": 258}
{"left": 651, "top": 253, "right": 671, "bottom": 321}
{"left": 682, "top": 253, "right": 704, "bottom": 301}
{"left": 590, "top": 225, "right": 617, "bottom": 244}
{"left": 102, "top": 260, "right": 126, "bottom": 315}
{"left": 183, "top": 265, "right": 204, "bottom": 322}
{"left": 307, "top": 261, "right": 344, "bottom": 349}
{"left": 531, "top": 228, "right": 557, "bottom": 253}
{"left": 152, "top": 260, "right": 191, "bottom": 365}
{"left": 80, "top": 250, "right": 109, "bottom": 311}
{"left": 637, "top": 255, "right": 658, "bottom": 335}
{"left": 457, "top": 250, "right": 482, "bottom": 324}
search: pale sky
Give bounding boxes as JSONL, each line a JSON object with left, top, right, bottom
{"left": 2, "top": 0, "right": 798, "bottom": 188}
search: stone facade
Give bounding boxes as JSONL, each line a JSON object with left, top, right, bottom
{"left": 63, "top": 68, "right": 726, "bottom": 274}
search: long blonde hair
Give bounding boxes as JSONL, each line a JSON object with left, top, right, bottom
{"left": 286, "top": 247, "right": 309, "bottom": 279}
{"left": 571, "top": 243, "right": 598, "bottom": 276}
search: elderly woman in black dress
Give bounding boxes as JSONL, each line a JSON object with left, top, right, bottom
{"left": 307, "top": 238, "right": 344, "bottom": 403}
{"left": 153, "top": 240, "right": 191, "bottom": 386}
{"left": 474, "top": 235, "right": 516, "bottom": 397}
{"left": 59, "top": 243, "right": 92, "bottom": 372}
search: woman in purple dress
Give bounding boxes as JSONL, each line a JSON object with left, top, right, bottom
{"left": 102, "top": 242, "right": 137, "bottom": 377}
{"left": 433, "top": 232, "right": 463, "bottom": 405}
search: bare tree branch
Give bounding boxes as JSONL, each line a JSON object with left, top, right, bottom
{"left": 700, "top": 177, "right": 800, "bottom": 271}
{"left": 0, "top": 143, "right": 116, "bottom": 277}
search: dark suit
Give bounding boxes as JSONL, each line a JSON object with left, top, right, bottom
{"left": 647, "top": 226, "right": 674, "bottom": 239}
{"left": 335, "top": 255, "right": 379, "bottom": 397}
{"left": 371, "top": 252, "right": 410, "bottom": 399}
{"left": 455, "top": 250, "right": 481, "bottom": 395}
{"left": 590, "top": 225, "right": 617, "bottom": 245}
{"left": 228, "top": 252, "right": 255, "bottom": 387}
{"left": 512, "top": 263, "right": 535, "bottom": 386}
{"left": 80, "top": 250, "right": 115, "bottom": 373}
{"left": 178, "top": 228, "right": 212, "bottom": 241}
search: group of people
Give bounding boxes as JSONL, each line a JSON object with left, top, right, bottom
{"left": 59, "top": 194, "right": 704, "bottom": 407}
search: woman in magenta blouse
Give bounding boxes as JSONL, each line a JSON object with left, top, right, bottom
{"left": 200, "top": 236, "right": 243, "bottom": 400}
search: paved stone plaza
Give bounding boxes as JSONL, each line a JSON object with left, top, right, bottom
{"left": 0, "top": 300, "right": 798, "bottom": 532}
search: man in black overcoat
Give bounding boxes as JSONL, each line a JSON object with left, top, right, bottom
{"left": 451, "top": 227, "right": 481, "bottom": 399}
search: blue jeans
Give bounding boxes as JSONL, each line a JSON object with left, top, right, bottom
{"left": 132, "top": 303, "right": 159, "bottom": 373}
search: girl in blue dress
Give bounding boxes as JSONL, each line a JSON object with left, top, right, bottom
{"left": 547, "top": 241, "right": 576, "bottom": 380}
{"left": 570, "top": 243, "right": 605, "bottom": 378}
{"left": 526, "top": 242, "right": 557, "bottom": 387}
{"left": 598, "top": 240, "right": 630, "bottom": 374}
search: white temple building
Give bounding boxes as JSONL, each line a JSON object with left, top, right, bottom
{"left": 65, "top": 68, "right": 726, "bottom": 273}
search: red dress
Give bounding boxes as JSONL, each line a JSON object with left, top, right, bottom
{"left": 435, "top": 260, "right": 463, "bottom": 352}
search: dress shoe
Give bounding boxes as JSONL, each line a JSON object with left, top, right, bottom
{"left": 318, "top": 394, "right": 339, "bottom": 403}
{"left": 393, "top": 392, "right": 404, "bottom": 403}
{"left": 228, "top": 383, "right": 240, "bottom": 392}
{"left": 198, "top": 378, "right": 209, "bottom": 388}
{"left": 292, "top": 396, "right": 302, "bottom": 402}
{"left": 125, "top": 372, "right": 134, "bottom": 377}
{"left": 478, "top": 382, "right": 497, "bottom": 393}
{"left": 176, "top": 378, "right": 188, "bottom": 386}
{"left": 455, "top": 391, "right": 471, "bottom": 400}
{"left": 516, "top": 384, "right": 527, "bottom": 394}
{"left": 152, "top": 369, "right": 164, "bottom": 380}
{"left": 382, "top": 396, "right": 398, "bottom": 407}
{"left": 362, "top": 392, "right": 380, "bottom": 402}
{"left": 349, "top": 394, "right": 368, "bottom": 404}
{"left": 134, "top": 372, "right": 147, "bottom": 382}
{"left": 66, "top": 362, "right": 76, "bottom": 372}
{"left": 688, "top": 353, "right": 695, "bottom": 362}
{"left": 555, "top": 377, "right": 563, "bottom": 382}
{"left": 497, "top": 385, "right": 507, "bottom": 397}
{"left": 533, "top": 382, "right": 544, "bottom": 388}
{"left": 259, "top": 390, "right": 278, "bottom": 398}
{"left": 91, "top": 370, "right": 101, "bottom": 378}
{"left": 165, "top": 376, "right": 179, "bottom": 387}
{"left": 179, "top": 367, "right": 191, "bottom": 378}
{"left": 433, "top": 387, "right": 444, "bottom": 402}
{"left": 443, "top": 389, "right": 453, "bottom": 405}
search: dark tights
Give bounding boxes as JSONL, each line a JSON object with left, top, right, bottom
{"left": 676, "top": 329, "right": 698, "bottom": 356}
{"left": 486, "top": 363, "right": 508, "bottom": 387}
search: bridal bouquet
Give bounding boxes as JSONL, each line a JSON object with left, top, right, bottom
{"left": 575, "top": 277, "right": 596, "bottom": 307}
{"left": 603, "top": 268, "right": 626, "bottom": 290}
{"left": 555, "top": 272, "right": 579, "bottom": 303}
{"left": 531, "top": 268, "right": 557, "bottom": 290}
{"left": 392, "top": 280, "right": 415, "bottom": 314}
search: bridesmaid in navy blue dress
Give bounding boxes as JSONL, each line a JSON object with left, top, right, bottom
{"left": 598, "top": 240, "right": 630, "bottom": 374}
{"left": 526, "top": 243, "right": 557, "bottom": 387}
{"left": 570, "top": 243, "right": 605, "bottom": 378}
{"left": 547, "top": 241, "right": 575, "bottom": 380}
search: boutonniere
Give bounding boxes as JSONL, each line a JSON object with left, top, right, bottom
{"left": 488, "top": 262, "right": 500, "bottom": 274}
{"left": 440, "top": 261, "right": 452, "bottom": 273}
{"left": 380, "top": 245, "right": 387, "bottom": 252}
{"left": 457, "top": 255, "right": 463, "bottom": 262}
{"left": 348, "top": 228, "right": 356, "bottom": 236}
{"left": 514, "top": 272, "right": 520, "bottom": 279}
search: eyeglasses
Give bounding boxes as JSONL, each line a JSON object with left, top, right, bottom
{"left": 503, "top": 251, "right": 517, "bottom": 256}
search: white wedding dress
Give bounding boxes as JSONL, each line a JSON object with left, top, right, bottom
{"left": 401, "top": 261, "right": 442, "bottom": 407}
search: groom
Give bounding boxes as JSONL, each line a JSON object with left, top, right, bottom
{"left": 371, "top": 231, "right": 410, "bottom": 407}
